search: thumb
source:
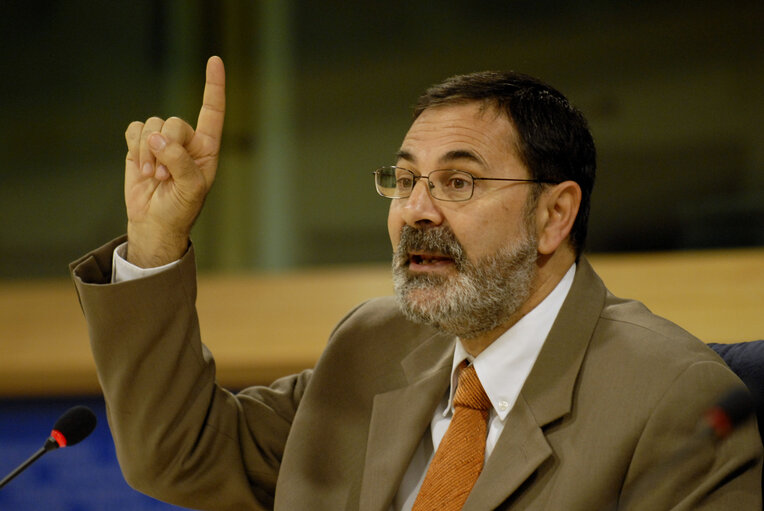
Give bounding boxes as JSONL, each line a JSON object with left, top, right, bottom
{"left": 148, "top": 133, "right": 209, "bottom": 198}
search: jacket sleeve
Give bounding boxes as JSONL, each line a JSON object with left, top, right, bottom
{"left": 70, "top": 236, "right": 309, "bottom": 511}
{"left": 620, "top": 359, "right": 762, "bottom": 510}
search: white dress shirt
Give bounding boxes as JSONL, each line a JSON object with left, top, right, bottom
{"left": 392, "top": 264, "right": 575, "bottom": 511}
{"left": 111, "top": 242, "right": 179, "bottom": 283}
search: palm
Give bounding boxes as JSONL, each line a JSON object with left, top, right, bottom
{"left": 124, "top": 137, "right": 217, "bottom": 232}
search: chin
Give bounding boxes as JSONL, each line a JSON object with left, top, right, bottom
{"left": 402, "top": 286, "right": 443, "bottom": 310}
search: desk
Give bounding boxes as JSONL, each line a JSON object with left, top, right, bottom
{"left": 1, "top": 248, "right": 761, "bottom": 397}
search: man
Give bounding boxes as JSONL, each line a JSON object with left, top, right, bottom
{"left": 71, "top": 57, "right": 761, "bottom": 510}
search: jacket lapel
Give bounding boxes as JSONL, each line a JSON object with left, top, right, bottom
{"left": 466, "top": 257, "right": 607, "bottom": 509}
{"left": 359, "top": 331, "right": 454, "bottom": 511}
{"left": 463, "top": 394, "right": 552, "bottom": 511}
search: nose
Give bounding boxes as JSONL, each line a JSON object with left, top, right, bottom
{"left": 399, "top": 178, "right": 444, "bottom": 227}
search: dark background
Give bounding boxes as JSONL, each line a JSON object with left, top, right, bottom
{"left": 1, "top": 0, "right": 762, "bottom": 279}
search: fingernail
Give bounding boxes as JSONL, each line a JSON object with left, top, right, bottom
{"left": 148, "top": 133, "right": 166, "bottom": 151}
{"left": 156, "top": 165, "right": 169, "bottom": 180}
{"left": 142, "top": 162, "right": 153, "bottom": 176}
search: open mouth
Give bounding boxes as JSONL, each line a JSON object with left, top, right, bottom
{"left": 408, "top": 251, "right": 455, "bottom": 269}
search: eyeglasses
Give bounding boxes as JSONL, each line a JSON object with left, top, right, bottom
{"left": 373, "top": 166, "right": 556, "bottom": 202}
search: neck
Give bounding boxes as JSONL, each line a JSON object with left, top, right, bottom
{"left": 460, "top": 247, "right": 576, "bottom": 357}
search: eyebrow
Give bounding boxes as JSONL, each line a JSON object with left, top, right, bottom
{"left": 395, "top": 149, "right": 416, "bottom": 164}
{"left": 394, "top": 149, "right": 486, "bottom": 168}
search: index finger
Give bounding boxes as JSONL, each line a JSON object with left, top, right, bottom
{"left": 195, "top": 56, "right": 226, "bottom": 144}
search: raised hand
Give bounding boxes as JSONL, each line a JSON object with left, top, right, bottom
{"left": 124, "top": 56, "right": 226, "bottom": 267}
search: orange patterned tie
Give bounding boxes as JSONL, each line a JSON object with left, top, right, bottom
{"left": 412, "top": 363, "right": 492, "bottom": 511}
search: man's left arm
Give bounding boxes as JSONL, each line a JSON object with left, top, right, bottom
{"left": 621, "top": 359, "right": 762, "bottom": 510}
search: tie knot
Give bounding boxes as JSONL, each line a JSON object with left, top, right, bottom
{"left": 453, "top": 364, "right": 491, "bottom": 411}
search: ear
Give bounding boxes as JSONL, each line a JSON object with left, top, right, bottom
{"left": 535, "top": 181, "right": 581, "bottom": 255}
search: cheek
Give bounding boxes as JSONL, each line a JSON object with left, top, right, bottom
{"left": 454, "top": 206, "right": 523, "bottom": 259}
{"left": 455, "top": 230, "right": 487, "bottom": 259}
{"left": 387, "top": 203, "right": 402, "bottom": 250}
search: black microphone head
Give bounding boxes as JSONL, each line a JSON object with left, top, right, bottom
{"left": 50, "top": 406, "right": 97, "bottom": 448}
{"left": 705, "top": 387, "right": 755, "bottom": 439}
{"left": 717, "top": 387, "right": 755, "bottom": 426}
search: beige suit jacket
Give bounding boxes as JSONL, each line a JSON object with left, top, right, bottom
{"left": 71, "top": 237, "right": 762, "bottom": 510}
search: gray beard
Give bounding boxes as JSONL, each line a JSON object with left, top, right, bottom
{"left": 392, "top": 225, "right": 538, "bottom": 340}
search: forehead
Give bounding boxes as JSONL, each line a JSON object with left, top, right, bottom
{"left": 398, "top": 102, "right": 520, "bottom": 170}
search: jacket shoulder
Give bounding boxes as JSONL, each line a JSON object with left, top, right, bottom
{"left": 325, "top": 296, "right": 442, "bottom": 358}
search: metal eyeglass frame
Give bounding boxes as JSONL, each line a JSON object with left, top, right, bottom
{"left": 373, "top": 166, "right": 557, "bottom": 202}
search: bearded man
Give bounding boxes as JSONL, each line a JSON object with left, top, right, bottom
{"left": 71, "top": 57, "right": 761, "bottom": 511}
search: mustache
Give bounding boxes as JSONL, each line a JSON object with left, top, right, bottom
{"left": 394, "top": 225, "right": 468, "bottom": 269}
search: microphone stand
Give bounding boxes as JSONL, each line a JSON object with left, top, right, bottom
{"left": 0, "top": 437, "right": 58, "bottom": 490}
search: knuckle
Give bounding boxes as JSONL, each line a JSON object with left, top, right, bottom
{"left": 126, "top": 120, "right": 143, "bottom": 132}
{"left": 162, "top": 117, "right": 191, "bottom": 139}
{"left": 125, "top": 121, "right": 143, "bottom": 140}
{"left": 161, "top": 118, "right": 180, "bottom": 133}
{"left": 141, "top": 117, "right": 165, "bottom": 137}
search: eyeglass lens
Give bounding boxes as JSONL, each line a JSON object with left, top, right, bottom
{"left": 375, "top": 167, "right": 474, "bottom": 201}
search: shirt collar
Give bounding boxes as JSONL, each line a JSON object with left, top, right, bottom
{"left": 445, "top": 263, "right": 576, "bottom": 420}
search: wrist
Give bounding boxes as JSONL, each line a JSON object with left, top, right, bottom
{"left": 126, "top": 222, "right": 189, "bottom": 268}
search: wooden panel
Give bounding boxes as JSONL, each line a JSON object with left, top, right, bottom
{"left": 589, "top": 249, "right": 763, "bottom": 343}
{"left": 0, "top": 248, "right": 761, "bottom": 397}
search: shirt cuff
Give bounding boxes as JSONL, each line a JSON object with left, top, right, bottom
{"left": 111, "top": 241, "right": 182, "bottom": 283}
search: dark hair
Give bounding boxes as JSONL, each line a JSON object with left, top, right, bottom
{"left": 413, "top": 71, "right": 596, "bottom": 255}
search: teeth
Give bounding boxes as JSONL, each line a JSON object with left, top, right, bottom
{"left": 409, "top": 254, "right": 450, "bottom": 265}
{"left": 417, "top": 258, "right": 445, "bottom": 265}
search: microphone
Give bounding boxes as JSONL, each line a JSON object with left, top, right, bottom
{"left": 701, "top": 387, "right": 755, "bottom": 439}
{"left": 601, "top": 386, "right": 755, "bottom": 510}
{"left": 0, "top": 405, "right": 97, "bottom": 489}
